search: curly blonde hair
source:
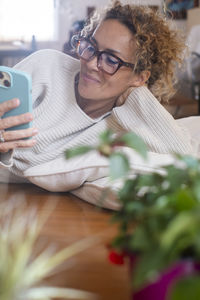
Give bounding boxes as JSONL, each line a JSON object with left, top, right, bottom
{"left": 80, "top": 1, "right": 186, "bottom": 103}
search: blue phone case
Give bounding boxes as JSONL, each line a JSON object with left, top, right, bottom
{"left": 0, "top": 66, "right": 32, "bottom": 131}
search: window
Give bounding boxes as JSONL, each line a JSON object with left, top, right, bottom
{"left": 0, "top": 0, "right": 56, "bottom": 42}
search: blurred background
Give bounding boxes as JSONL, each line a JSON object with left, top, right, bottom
{"left": 0, "top": 0, "right": 200, "bottom": 117}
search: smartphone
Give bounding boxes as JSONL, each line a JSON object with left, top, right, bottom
{"left": 0, "top": 66, "right": 32, "bottom": 131}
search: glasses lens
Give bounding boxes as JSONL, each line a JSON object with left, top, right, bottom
{"left": 99, "top": 53, "right": 119, "bottom": 74}
{"left": 77, "top": 39, "right": 95, "bottom": 60}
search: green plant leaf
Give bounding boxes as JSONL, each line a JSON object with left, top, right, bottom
{"left": 180, "top": 155, "right": 199, "bottom": 169}
{"left": 193, "top": 181, "right": 200, "bottom": 202}
{"left": 22, "top": 236, "right": 100, "bottom": 289}
{"left": 65, "top": 146, "right": 94, "bottom": 159}
{"left": 129, "top": 227, "right": 153, "bottom": 252}
{"left": 109, "top": 152, "right": 130, "bottom": 180}
{"left": 22, "top": 286, "right": 96, "bottom": 299}
{"left": 161, "top": 212, "right": 197, "bottom": 249}
{"left": 169, "top": 275, "right": 200, "bottom": 300}
{"left": 0, "top": 201, "right": 99, "bottom": 300}
{"left": 120, "top": 132, "right": 147, "bottom": 159}
{"left": 117, "top": 179, "right": 137, "bottom": 203}
{"left": 132, "top": 250, "right": 166, "bottom": 290}
{"left": 174, "top": 188, "right": 197, "bottom": 211}
{"left": 99, "top": 130, "right": 114, "bottom": 144}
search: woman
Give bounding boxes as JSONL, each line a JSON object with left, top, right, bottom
{"left": 0, "top": 1, "right": 197, "bottom": 186}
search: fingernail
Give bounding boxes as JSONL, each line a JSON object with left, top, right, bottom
{"left": 27, "top": 114, "right": 33, "bottom": 121}
{"left": 33, "top": 128, "right": 38, "bottom": 135}
{"left": 14, "top": 98, "right": 20, "bottom": 105}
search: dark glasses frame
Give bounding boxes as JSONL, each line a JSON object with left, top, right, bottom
{"left": 77, "top": 37, "right": 135, "bottom": 75}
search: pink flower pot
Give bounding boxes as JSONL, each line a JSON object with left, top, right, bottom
{"left": 129, "top": 256, "right": 200, "bottom": 300}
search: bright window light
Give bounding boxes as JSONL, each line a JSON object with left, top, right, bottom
{"left": 0, "top": 0, "right": 55, "bottom": 42}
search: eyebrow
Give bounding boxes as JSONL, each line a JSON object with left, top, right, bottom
{"left": 90, "top": 36, "right": 122, "bottom": 56}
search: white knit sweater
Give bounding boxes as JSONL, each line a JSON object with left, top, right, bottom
{"left": 0, "top": 49, "right": 196, "bottom": 178}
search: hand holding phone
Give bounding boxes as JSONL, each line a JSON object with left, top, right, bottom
{"left": 0, "top": 66, "right": 32, "bottom": 130}
{"left": 0, "top": 66, "right": 38, "bottom": 153}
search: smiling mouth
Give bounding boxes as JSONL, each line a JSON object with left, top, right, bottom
{"left": 81, "top": 72, "right": 101, "bottom": 84}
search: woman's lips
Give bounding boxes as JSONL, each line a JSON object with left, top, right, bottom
{"left": 81, "top": 72, "right": 101, "bottom": 84}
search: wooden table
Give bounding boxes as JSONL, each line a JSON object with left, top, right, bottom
{"left": 0, "top": 183, "right": 131, "bottom": 300}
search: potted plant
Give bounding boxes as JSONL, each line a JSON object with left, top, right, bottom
{"left": 66, "top": 130, "right": 200, "bottom": 300}
{"left": 0, "top": 199, "right": 98, "bottom": 300}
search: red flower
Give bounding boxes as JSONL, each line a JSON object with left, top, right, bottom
{"left": 108, "top": 250, "right": 125, "bottom": 265}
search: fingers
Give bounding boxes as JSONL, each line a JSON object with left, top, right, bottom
{"left": 0, "top": 98, "right": 33, "bottom": 131}
{"left": 0, "top": 98, "right": 38, "bottom": 153}
{"left": 0, "top": 128, "right": 38, "bottom": 153}
{"left": 0, "top": 98, "right": 20, "bottom": 117}
{"left": 0, "top": 137, "right": 37, "bottom": 153}
{"left": 3, "top": 127, "right": 38, "bottom": 142}
{"left": 0, "top": 112, "right": 33, "bottom": 130}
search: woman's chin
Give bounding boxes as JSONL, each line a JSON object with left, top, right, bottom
{"left": 78, "top": 86, "right": 97, "bottom": 100}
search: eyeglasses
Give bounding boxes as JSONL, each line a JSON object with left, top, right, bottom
{"left": 76, "top": 38, "right": 135, "bottom": 75}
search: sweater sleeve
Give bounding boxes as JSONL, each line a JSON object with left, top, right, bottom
{"left": 112, "top": 86, "right": 197, "bottom": 155}
{"left": 0, "top": 150, "right": 14, "bottom": 169}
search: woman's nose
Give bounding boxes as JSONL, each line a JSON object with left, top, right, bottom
{"left": 85, "top": 55, "right": 99, "bottom": 71}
